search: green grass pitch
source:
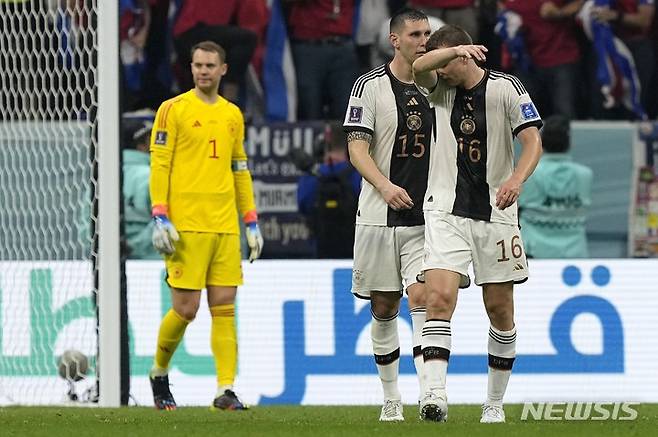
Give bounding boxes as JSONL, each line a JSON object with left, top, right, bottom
{"left": 2, "top": 404, "right": 657, "bottom": 437}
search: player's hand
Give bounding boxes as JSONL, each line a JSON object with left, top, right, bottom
{"left": 244, "top": 210, "right": 264, "bottom": 262}
{"left": 245, "top": 222, "right": 264, "bottom": 262}
{"left": 379, "top": 181, "right": 414, "bottom": 211}
{"left": 454, "top": 45, "right": 488, "bottom": 63}
{"left": 152, "top": 213, "right": 180, "bottom": 255}
{"left": 496, "top": 176, "right": 522, "bottom": 210}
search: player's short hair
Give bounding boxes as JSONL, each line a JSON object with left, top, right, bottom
{"left": 541, "top": 115, "right": 570, "bottom": 153}
{"left": 426, "top": 24, "right": 473, "bottom": 51}
{"left": 389, "top": 8, "right": 428, "bottom": 34}
{"left": 190, "top": 40, "right": 226, "bottom": 63}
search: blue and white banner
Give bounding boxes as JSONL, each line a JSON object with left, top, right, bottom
{"left": 128, "top": 259, "right": 658, "bottom": 405}
{"left": 2, "top": 259, "right": 657, "bottom": 405}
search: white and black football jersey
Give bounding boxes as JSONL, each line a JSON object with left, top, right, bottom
{"left": 343, "top": 63, "right": 435, "bottom": 227}
{"left": 421, "top": 69, "right": 542, "bottom": 225}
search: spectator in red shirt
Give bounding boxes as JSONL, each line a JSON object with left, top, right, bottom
{"left": 502, "top": 0, "right": 585, "bottom": 119}
{"left": 285, "top": 0, "right": 359, "bottom": 120}
{"left": 173, "top": 0, "right": 268, "bottom": 103}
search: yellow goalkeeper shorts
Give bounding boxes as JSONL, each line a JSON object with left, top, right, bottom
{"left": 164, "top": 232, "right": 243, "bottom": 290}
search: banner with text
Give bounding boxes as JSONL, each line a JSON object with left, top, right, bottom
{"left": 1, "top": 260, "right": 657, "bottom": 405}
{"left": 246, "top": 121, "right": 325, "bottom": 258}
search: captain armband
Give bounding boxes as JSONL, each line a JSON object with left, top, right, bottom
{"left": 231, "top": 159, "right": 249, "bottom": 171}
{"left": 347, "top": 131, "right": 372, "bottom": 144}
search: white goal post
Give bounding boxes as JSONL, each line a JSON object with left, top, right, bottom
{"left": 97, "top": 0, "right": 121, "bottom": 408}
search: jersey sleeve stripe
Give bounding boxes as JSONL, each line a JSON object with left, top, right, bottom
{"left": 351, "top": 65, "right": 385, "bottom": 92}
{"left": 489, "top": 71, "right": 522, "bottom": 94}
{"left": 158, "top": 101, "right": 174, "bottom": 129}
{"left": 490, "top": 70, "right": 527, "bottom": 96}
{"left": 512, "top": 119, "right": 543, "bottom": 137}
{"left": 350, "top": 65, "right": 386, "bottom": 98}
{"left": 491, "top": 71, "right": 527, "bottom": 94}
{"left": 354, "top": 71, "right": 387, "bottom": 98}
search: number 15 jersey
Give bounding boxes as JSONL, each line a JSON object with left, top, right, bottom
{"left": 343, "top": 63, "right": 434, "bottom": 227}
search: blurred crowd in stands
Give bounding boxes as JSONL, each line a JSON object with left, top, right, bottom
{"left": 120, "top": 0, "right": 658, "bottom": 121}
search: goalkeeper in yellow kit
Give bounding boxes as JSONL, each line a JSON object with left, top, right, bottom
{"left": 148, "top": 40, "right": 263, "bottom": 411}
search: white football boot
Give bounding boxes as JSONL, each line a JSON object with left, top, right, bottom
{"left": 480, "top": 403, "right": 506, "bottom": 423}
{"left": 419, "top": 391, "right": 448, "bottom": 422}
{"left": 379, "top": 399, "right": 404, "bottom": 422}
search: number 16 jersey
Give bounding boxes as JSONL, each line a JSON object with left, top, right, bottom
{"left": 343, "top": 63, "right": 435, "bottom": 227}
{"left": 421, "top": 70, "right": 542, "bottom": 225}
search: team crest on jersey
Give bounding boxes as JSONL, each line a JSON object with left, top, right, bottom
{"left": 460, "top": 118, "right": 476, "bottom": 135}
{"left": 348, "top": 106, "right": 363, "bottom": 123}
{"left": 520, "top": 102, "right": 539, "bottom": 120}
{"left": 406, "top": 111, "right": 422, "bottom": 131}
{"left": 154, "top": 130, "right": 167, "bottom": 145}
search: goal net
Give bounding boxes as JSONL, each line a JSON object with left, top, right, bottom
{"left": 0, "top": 0, "right": 100, "bottom": 405}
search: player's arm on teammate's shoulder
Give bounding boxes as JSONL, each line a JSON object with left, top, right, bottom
{"left": 347, "top": 131, "right": 413, "bottom": 211}
{"left": 412, "top": 53, "right": 438, "bottom": 90}
{"left": 231, "top": 109, "right": 263, "bottom": 262}
{"left": 496, "top": 127, "right": 543, "bottom": 210}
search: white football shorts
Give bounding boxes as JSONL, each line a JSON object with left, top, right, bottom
{"left": 423, "top": 210, "right": 528, "bottom": 286}
{"left": 352, "top": 224, "right": 424, "bottom": 298}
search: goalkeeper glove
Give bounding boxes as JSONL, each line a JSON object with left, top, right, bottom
{"left": 151, "top": 205, "right": 179, "bottom": 255}
{"left": 244, "top": 210, "right": 264, "bottom": 262}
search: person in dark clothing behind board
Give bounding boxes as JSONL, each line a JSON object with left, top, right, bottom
{"left": 296, "top": 121, "right": 361, "bottom": 259}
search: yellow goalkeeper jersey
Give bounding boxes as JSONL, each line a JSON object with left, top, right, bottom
{"left": 149, "top": 90, "right": 256, "bottom": 234}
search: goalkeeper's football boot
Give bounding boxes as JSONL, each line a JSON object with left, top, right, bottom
{"left": 150, "top": 374, "right": 177, "bottom": 411}
{"left": 212, "top": 389, "right": 249, "bottom": 410}
{"left": 480, "top": 403, "right": 505, "bottom": 423}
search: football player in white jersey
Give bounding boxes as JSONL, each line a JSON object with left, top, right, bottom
{"left": 412, "top": 25, "right": 543, "bottom": 423}
{"left": 343, "top": 9, "right": 469, "bottom": 422}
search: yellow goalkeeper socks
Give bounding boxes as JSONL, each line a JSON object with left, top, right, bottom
{"left": 210, "top": 304, "right": 238, "bottom": 389}
{"left": 153, "top": 309, "right": 190, "bottom": 371}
